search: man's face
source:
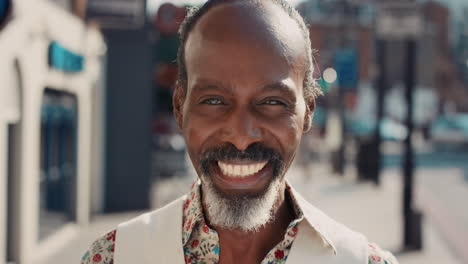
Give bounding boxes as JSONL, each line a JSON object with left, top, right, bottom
{"left": 175, "top": 3, "right": 312, "bottom": 199}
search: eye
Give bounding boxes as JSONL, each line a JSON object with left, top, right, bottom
{"left": 201, "top": 97, "right": 224, "bottom": 105}
{"left": 262, "top": 99, "right": 286, "bottom": 106}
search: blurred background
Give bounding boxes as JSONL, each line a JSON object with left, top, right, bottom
{"left": 0, "top": 0, "right": 467, "bottom": 263}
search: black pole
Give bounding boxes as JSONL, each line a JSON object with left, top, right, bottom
{"left": 371, "top": 39, "right": 387, "bottom": 185}
{"left": 333, "top": 0, "right": 351, "bottom": 176}
{"left": 335, "top": 84, "right": 346, "bottom": 175}
{"left": 403, "top": 39, "right": 423, "bottom": 250}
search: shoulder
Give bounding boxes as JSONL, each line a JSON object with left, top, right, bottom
{"left": 292, "top": 190, "right": 398, "bottom": 263}
{"left": 118, "top": 195, "right": 187, "bottom": 230}
{"left": 367, "top": 243, "right": 399, "bottom": 264}
{"left": 81, "top": 229, "right": 116, "bottom": 264}
{"left": 81, "top": 196, "right": 188, "bottom": 263}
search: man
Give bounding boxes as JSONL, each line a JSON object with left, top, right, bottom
{"left": 82, "top": 0, "right": 398, "bottom": 263}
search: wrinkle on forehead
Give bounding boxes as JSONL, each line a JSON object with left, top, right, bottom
{"left": 186, "top": 1, "right": 307, "bottom": 71}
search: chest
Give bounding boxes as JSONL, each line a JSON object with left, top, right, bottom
{"left": 114, "top": 197, "right": 367, "bottom": 264}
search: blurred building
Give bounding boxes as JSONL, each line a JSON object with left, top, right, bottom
{"left": 420, "top": 1, "right": 462, "bottom": 113}
{"left": 384, "top": 1, "right": 467, "bottom": 114}
{"left": 298, "top": 0, "right": 468, "bottom": 118}
{"left": 0, "top": 0, "right": 105, "bottom": 263}
{"left": 297, "top": 0, "right": 374, "bottom": 84}
{"left": 455, "top": 7, "right": 468, "bottom": 109}
{"left": 378, "top": 1, "right": 449, "bottom": 101}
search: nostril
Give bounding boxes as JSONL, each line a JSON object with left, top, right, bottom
{"left": 218, "top": 111, "right": 264, "bottom": 150}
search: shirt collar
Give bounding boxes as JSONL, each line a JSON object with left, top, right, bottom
{"left": 182, "top": 181, "right": 206, "bottom": 245}
{"left": 182, "top": 180, "right": 337, "bottom": 254}
{"left": 287, "top": 182, "right": 338, "bottom": 255}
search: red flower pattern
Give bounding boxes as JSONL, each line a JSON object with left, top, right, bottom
{"left": 191, "top": 239, "right": 199, "bottom": 248}
{"left": 185, "top": 218, "right": 192, "bottom": 231}
{"left": 92, "top": 253, "right": 102, "bottom": 262}
{"left": 184, "top": 253, "right": 191, "bottom": 263}
{"left": 274, "top": 249, "right": 285, "bottom": 260}
{"left": 81, "top": 182, "right": 399, "bottom": 264}
{"left": 183, "top": 199, "right": 190, "bottom": 210}
{"left": 202, "top": 224, "right": 210, "bottom": 234}
{"left": 288, "top": 226, "right": 298, "bottom": 237}
{"left": 106, "top": 230, "right": 116, "bottom": 242}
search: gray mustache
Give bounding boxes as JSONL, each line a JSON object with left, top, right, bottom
{"left": 200, "top": 142, "right": 284, "bottom": 177}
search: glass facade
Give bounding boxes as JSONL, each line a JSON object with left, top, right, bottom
{"left": 39, "top": 89, "right": 78, "bottom": 240}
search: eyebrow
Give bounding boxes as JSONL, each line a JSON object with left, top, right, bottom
{"left": 191, "top": 80, "right": 297, "bottom": 99}
{"left": 262, "top": 82, "right": 297, "bottom": 100}
{"left": 191, "top": 81, "right": 235, "bottom": 95}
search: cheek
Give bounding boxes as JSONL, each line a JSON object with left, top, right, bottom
{"left": 183, "top": 121, "right": 208, "bottom": 174}
{"left": 274, "top": 103, "right": 306, "bottom": 138}
{"left": 267, "top": 113, "right": 304, "bottom": 159}
{"left": 182, "top": 108, "right": 219, "bottom": 159}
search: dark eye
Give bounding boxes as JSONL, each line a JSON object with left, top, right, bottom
{"left": 263, "top": 99, "right": 286, "bottom": 106}
{"left": 201, "top": 98, "right": 224, "bottom": 105}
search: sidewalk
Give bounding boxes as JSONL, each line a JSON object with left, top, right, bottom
{"left": 42, "top": 163, "right": 463, "bottom": 264}
{"left": 414, "top": 167, "right": 468, "bottom": 263}
{"left": 288, "top": 163, "right": 463, "bottom": 264}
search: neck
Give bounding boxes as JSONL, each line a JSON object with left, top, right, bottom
{"left": 204, "top": 182, "right": 295, "bottom": 264}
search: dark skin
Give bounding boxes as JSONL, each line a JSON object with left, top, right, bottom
{"left": 173, "top": 2, "right": 315, "bottom": 264}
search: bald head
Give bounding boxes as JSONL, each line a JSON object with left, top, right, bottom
{"left": 176, "top": 0, "right": 322, "bottom": 101}
{"left": 186, "top": 1, "right": 307, "bottom": 87}
{"left": 193, "top": 1, "right": 305, "bottom": 59}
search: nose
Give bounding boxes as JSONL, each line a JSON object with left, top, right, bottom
{"left": 220, "top": 109, "right": 263, "bottom": 151}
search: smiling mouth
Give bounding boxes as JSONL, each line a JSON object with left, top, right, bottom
{"left": 217, "top": 161, "right": 269, "bottom": 178}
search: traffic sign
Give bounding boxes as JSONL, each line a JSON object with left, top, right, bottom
{"left": 377, "top": 1, "right": 422, "bottom": 40}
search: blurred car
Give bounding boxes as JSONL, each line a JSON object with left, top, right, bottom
{"left": 431, "top": 114, "right": 468, "bottom": 149}
{"left": 349, "top": 117, "right": 407, "bottom": 141}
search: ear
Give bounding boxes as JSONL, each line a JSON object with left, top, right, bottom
{"left": 303, "top": 98, "right": 316, "bottom": 133}
{"left": 173, "top": 81, "right": 185, "bottom": 132}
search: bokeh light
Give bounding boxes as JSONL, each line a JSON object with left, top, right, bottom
{"left": 323, "top": 67, "right": 337, "bottom": 84}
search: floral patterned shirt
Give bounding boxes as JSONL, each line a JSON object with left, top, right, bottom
{"left": 81, "top": 182, "right": 399, "bottom": 264}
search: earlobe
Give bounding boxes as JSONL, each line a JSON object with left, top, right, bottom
{"left": 173, "top": 82, "right": 185, "bottom": 132}
{"left": 303, "top": 113, "right": 313, "bottom": 133}
{"left": 303, "top": 99, "right": 316, "bottom": 133}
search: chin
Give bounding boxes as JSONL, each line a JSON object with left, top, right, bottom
{"left": 201, "top": 173, "right": 283, "bottom": 232}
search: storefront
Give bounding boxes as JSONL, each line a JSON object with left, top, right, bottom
{"left": 0, "top": 0, "right": 106, "bottom": 263}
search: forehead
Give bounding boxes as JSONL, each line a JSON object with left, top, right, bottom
{"left": 184, "top": 1, "right": 307, "bottom": 89}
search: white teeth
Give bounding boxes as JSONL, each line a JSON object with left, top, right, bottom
{"left": 217, "top": 161, "right": 268, "bottom": 177}
{"left": 255, "top": 163, "right": 261, "bottom": 172}
{"left": 248, "top": 165, "right": 255, "bottom": 174}
{"left": 234, "top": 165, "right": 241, "bottom": 176}
{"left": 240, "top": 165, "right": 247, "bottom": 176}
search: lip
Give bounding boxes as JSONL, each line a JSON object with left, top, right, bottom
{"left": 210, "top": 160, "right": 272, "bottom": 190}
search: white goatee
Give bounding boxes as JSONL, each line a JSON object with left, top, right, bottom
{"left": 201, "top": 175, "right": 282, "bottom": 232}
